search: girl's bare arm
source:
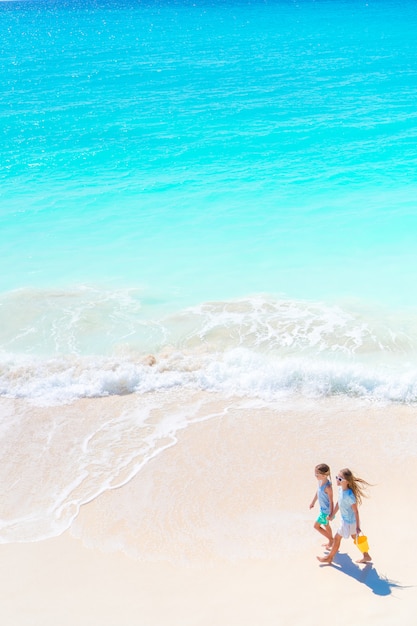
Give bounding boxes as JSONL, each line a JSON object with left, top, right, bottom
{"left": 325, "top": 484, "right": 334, "bottom": 516}
{"left": 351, "top": 502, "right": 361, "bottom": 533}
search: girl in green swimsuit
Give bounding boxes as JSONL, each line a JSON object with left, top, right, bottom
{"left": 310, "top": 463, "right": 334, "bottom": 549}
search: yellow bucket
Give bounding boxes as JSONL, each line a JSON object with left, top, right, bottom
{"left": 355, "top": 535, "right": 369, "bottom": 553}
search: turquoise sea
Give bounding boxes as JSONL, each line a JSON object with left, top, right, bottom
{"left": 1, "top": 0, "right": 417, "bottom": 542}
{"left": 2, "top": 0, "right": 417, "bottom": 398}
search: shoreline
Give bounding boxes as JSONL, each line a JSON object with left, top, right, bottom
{"left": 1, "top": 395, "right": 416, "bottom": 624}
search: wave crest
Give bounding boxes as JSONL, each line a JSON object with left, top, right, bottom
{"left": 1, "top": 291, "right": 417, "bottom": 405}
{"left": 1, "top": 347, "right": 417, "bottom": 405}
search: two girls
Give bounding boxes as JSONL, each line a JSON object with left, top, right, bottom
{"left": 315, "top": 467, "right": 372, "bottom": 564}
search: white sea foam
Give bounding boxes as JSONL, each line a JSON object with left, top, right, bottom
{"left": 0, "top": 390, "right": 226, "bottom": 543}
{"left": 1, "top": 346, "right": 417, "bottom": 405}
{"left": 1, "top": 292, "right": 417, "bottom": 405}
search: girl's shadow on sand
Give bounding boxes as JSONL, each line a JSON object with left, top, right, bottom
{"left": 320, "top": 553, "right": 406, "bottom": 596}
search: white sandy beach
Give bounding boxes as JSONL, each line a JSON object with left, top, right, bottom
{"left": 1, "top": 395, "right": 416, "bottom": 625}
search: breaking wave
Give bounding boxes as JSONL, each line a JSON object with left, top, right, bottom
{"left": 1, "top": 290, "right": 417, "bottom": 405}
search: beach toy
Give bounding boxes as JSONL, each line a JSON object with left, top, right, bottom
{"left": 354, "top": 534, "right": 369, "bottom": 553}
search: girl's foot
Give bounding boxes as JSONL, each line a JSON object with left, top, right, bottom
{"left": 322, "top": 541, "right": 333, "bottom": 549}
{"left": 317, "top": 555, "right": 333, "bottom": 564}
{"left": 356, "top": 554, "right": 372, "bottom": 564}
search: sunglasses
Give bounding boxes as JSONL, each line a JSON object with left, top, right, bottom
{"left": 336, "top": 476, "right": 346, "bottom": 482}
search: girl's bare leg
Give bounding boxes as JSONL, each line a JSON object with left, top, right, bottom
{"left": 324, "top": 524, "right": 333, "bottom": 548}
{"left": 317, "top": 534, "right": 341, "bottom": 564}
{"left": 313, "top": 521, "right": 331, "bottom": 543}
{"left": 351, "top": 534, "right": 372, "bottom": 563}
{"left": 313, "top": 521, "right": 333, "bottom": 548}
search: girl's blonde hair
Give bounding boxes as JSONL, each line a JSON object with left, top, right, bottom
{"left": 339, "top": 468, "right": 371, "bottom": 505}
{"left": 315, "top": 463, "right": 331, "bottom": 479}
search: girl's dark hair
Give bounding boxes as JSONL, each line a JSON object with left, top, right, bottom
{"left": 315, "top": 463, "right": 331, "bottom": 477}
